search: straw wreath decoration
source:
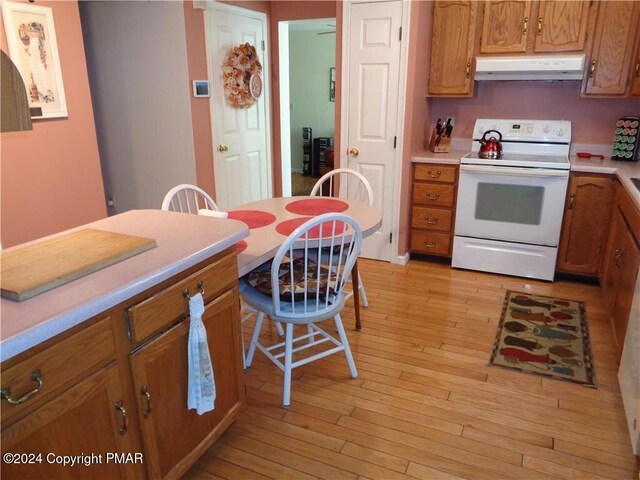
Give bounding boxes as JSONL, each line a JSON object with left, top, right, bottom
{"left": 222, "top": 43, "right": 263, "bottom": 108}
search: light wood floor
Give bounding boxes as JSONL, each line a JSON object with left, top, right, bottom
{"left": 292, "top": 173, "right": 317, "bottom": 196}
{"left": 186, "top": 258, "right": 639, "bottom": 479}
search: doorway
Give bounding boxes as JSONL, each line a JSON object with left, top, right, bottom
{"left": 278, "top": 19, "right": 336, "bottom": 196}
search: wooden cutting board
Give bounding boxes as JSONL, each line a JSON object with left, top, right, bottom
{"left": 1, "top": 228, "right": 157, "bottom": 301}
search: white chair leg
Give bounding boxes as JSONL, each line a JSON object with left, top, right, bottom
{"left": 274, "top": 321, "right": 285, "bottom": 337}
{"left": 283, "top": 323, "right": 294, "bottom": 408}
{"left": 307, "top": 324, "right": 315, "bottom": 344}
{"left": 245, "top": 311, "right": 265, "bottom": 368}
{"left": 241, "top": 329, "right": 247, "bottom": 370}
{"left": 358, "top": 272, "right": 368, "bottom": 308}
{"left": 334, "top": 314, "right": 358, "bottom": 378}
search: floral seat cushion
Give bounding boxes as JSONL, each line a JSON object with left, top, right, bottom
{"left": 244, "top": 256, "right": 338, "bottom": 302}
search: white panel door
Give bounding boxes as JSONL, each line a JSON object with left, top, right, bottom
{"left": 346, "top": 1, "right": 402, "bottom": 261}
{"left": 206, "top": 5, "right": 271, "bottom": 211}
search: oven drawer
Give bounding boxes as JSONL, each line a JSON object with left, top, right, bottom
{"left": 411, "top": 207, "right": 452, "bottom": 232}
{"left": 414, "top": 164, "right": 457, "bottom": 183}
{"left": 412, "top": 184, "right": 455, "bottom": 207}
{"left": 411, "top": 231, "right": 451, "bottom": 255}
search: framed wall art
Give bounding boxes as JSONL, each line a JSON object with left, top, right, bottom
{"left": 1, "top": 1, "right": 67, "bottom": 119}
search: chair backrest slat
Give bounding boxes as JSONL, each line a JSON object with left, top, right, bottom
{"left": 161, "top": 184, "right": 219, "bottom": 213}
{"left": 310, "top": 168, "right": 374, "bottom": 207}
{"left": 270, "top": 213, "right": 363, "bottom": 320}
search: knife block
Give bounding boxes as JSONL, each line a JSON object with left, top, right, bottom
{"left": 428, "top": 127, "right": 451, "bottom": 153}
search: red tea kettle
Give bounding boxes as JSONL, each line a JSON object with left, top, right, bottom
{"left": 478, "top": 130, "right": 503, "bottom": 159}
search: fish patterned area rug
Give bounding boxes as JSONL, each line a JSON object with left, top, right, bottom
{"left": 489, "top": 290, "right": 596, "bottom": 387}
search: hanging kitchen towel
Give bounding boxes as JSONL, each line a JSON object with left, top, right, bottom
{"left": 187, "top": 293, "right": 216, "bottom": 415}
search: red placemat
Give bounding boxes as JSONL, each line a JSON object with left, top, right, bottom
{"left": 285, "top": 198, "right": 349, "bottom": 215}
{"left": 227, "top": 210, "right": 276, "bottom": 229}
{"left": 275, "top": 217, "right": 348, "bottom": 238}
{"left": 236, "top": 240, "right": 247, "bottom": 254}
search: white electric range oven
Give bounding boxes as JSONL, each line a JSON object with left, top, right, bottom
{"left": 452, "top": 119, "right": 571, "bottom": 281}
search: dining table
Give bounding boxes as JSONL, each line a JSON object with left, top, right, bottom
{"left": 227, "top": 196, "right": 382, "bottom": 330}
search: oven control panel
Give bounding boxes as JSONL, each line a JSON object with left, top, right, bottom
{"left": 474, "top": 119, "right": 571, "bottom": 143}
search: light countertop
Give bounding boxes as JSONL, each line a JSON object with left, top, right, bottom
{"left": 411, "top": 149, "right": 468, "bottom": 165}
{"left": 0, "top": 210, "right": 249, "bottom": 362}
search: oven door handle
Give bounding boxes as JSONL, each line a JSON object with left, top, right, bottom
{"left": 460, "top": 164, "right": 569, "bottom": 178}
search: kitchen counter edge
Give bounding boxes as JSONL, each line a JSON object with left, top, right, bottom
{"left": 0, "top": 209, "right": 249, "bottom": 362}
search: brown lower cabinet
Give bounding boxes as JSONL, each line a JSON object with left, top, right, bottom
{"left": 1, "top": 363, "right": 135, "bottom": 480}
{"left": 410, "top": 163, "right": 458, "bottom": 257}
{"left": 130, "top": 288, "right": 244, "bottom": 479}
{"left": 0, "top": 248, "right": 244, "bottom": 479}
{"left": 600, "top": 185, "right": 640, "bottom": 360}
{"left": 557, "top": 173, "right": 614, "bottom": 276}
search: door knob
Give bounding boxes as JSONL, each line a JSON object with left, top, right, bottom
{"left": 349, "top": 147, "right": 359, "bottom": 157}
{"left": 217, "top": 144, "right": 229, "bottom": 153}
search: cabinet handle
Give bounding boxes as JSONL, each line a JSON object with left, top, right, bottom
{"left": 141, "top": 386, "right": 153, "bottom": 418}
{"left": 428, "top": 169, "right": 442, "bottom": 178}
{"left": 183, "top": 280, "right": 205, "bottom": 299}
{"left": 1, "top": 371, "right": 43, "bottom": 405}
{"left": 465, "top": 62, "right": 471, "bottom": 79}
{"left": 568, "top": 193, "right": 575, "bottom": 210}
{"left": 423, "top": 241, "right": 438, "bottom": 248}
{"left": 589, "top": 60, "right": 596, "bottom": 78}
{"left": 522, "top": 17, "right": 528, "bottom": 35}
{"left": 114, "top": 400, "right": 129, "bottom": 435}
{"left": 425, "top": 193, "right": 440, "bottom": 201}
{"left": 614, "top": 249, "right": 624, "bottom": 269}
{"left": 635, "top": 61, "right": 640, "bottom": 77}
{"left": 537, "top": 17, "right": 543, "bottom": 35}
{"left": 425, "top": 217, "right": 439, "bottom": 225}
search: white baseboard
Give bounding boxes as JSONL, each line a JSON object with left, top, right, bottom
{"left": 291, "top": 168, "right": 303, "bottom": 174}
{"left": 393, "top": 252, "right": 409, "bottom": 265}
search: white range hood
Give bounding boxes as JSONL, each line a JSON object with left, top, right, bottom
{"left": 475, "top": 54, "right": 586, "bottom": 81}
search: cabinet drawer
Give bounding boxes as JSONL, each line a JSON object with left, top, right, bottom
{"left": 127, "top": 252, "right": 237, "bottom": 344}
{"left": 414, "top": 164, "right": 457, "bottom": 183}
{"left": 411, "top": 206, "right": 453, "bottom": 232}
{"left": 410, "top": 231, "right": 452, "bottom": 256}
{"left": 1, "top": 317, "right": 115, "bottom": 425}
{"left": 412, "top": 183, "right": 455, "bottom": 207}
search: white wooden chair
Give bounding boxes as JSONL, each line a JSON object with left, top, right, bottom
{"left": 161, "top": 184, "right": 219, "bottom": 214}
{"left": 310, "top": 168, "right": 372, "bottom": 324}
{"left": 161, "top": 184, "right": 256, "bottom": 367}
{"left": 241, "top": 213, "right": 362, "bottom": 407}
{"left": 310, "top": 168, "right": 374, "bottom": 208}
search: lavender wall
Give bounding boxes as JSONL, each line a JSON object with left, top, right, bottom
{"left": 430, "top": 81, "right": 640, "bottom": 144}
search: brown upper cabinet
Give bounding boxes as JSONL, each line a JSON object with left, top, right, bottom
{"left": 534, "top": 0, "right": 590, "bottom": 53}
{"left": 630, "top": 34, "right": 640, "bottom": 97}
{"left": 428, "top": 1, "right": 479, "bottom": 96}
{"left": 480, "top": 0, "right": 532, "bottom": 53}
{"left": 583, "top": 1, "right": 640, "bottom": 96}
{"left": 480, "top": 0, "right": 590, "bottom": 54}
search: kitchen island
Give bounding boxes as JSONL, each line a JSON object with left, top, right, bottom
{"left": 0, "top": 209, "right": 249, "bottom": 479}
